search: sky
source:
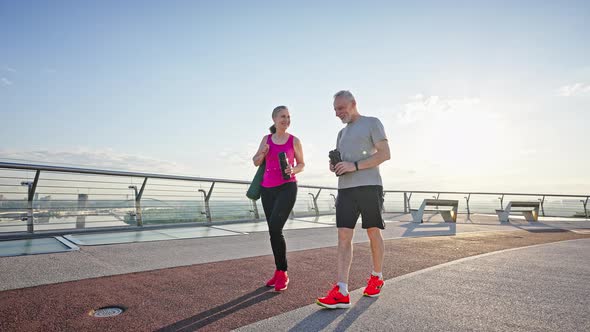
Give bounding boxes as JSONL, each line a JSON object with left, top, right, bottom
{"left": 1, "top": 0, "right": 589, "bottom": 194}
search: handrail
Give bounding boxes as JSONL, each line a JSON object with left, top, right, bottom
{"left": 0, "top": 161, "right": 588, "bottom": 237}
{"left": 1, "top": 162, "right": 587, "bottom": 197}
{"left": 383, "top": 189, "right": 588, "bottom": 198}
{"left": 0, "top": 162, "right": 336, "bottom": 190}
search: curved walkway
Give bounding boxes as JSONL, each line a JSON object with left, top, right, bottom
{"left": 238, "top": 238, "right": 590, "bottom": 332}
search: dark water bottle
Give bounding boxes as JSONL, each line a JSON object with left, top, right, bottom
{"left": 278, "top": 152, "right": 291, "bottom": 180}
{"left": 329, "top": 149, "right": 342, "bottom": 177}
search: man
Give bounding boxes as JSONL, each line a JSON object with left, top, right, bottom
{"left": 316, "top": 90, "right": 390, "bottom": 309}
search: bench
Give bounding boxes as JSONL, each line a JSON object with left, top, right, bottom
{"left": 410, "top": 199, "right": 459, "bottom": 223}
{"left": 496, "top": 201, "right": 540, "bottom": 222}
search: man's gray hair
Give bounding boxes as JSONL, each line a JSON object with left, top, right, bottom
{"left": 333, "top": 90, "right": 355, "bottom": 102}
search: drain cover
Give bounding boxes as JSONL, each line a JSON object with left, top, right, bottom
{"left": 90, "top": 306, "right": 125, "bottom": 317}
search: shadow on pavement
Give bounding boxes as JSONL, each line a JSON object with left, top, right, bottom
{"left": 157, "top": 286, "right": 278, "bottom": 332}
{"left": 399, "top": 220, "right": 457, "bottom": 238}
{"left": 288, "top": 296, "right": 377, "bottom": 332}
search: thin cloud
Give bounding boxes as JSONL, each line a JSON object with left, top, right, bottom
{"left": 1, "top": 67, "right": 15, "bottom": 73}
{"left": 0, "top": 148, "right": 192, "bottom": 175}
{"left": 396, "top": 94, "right": 480, "bottom": 124}
{"left": 0, "top": 77, "right": 13, "bottom": 86}
{"left": 557, "top": 83, "right": 590, "bottom": 97}
{"left": 218, "top": 143, "right": 258, "bottom": 167}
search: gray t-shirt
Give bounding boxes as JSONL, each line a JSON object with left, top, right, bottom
{"left": 336, "top": 115, "right": 388, "bottom": 189}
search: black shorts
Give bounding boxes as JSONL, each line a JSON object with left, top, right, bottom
{"left": 336, "top": 185, "right": 385, "bottom": 229}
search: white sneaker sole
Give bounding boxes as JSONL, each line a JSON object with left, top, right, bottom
{"left": 316, "top": 300, "right": 351, "bottom": 309}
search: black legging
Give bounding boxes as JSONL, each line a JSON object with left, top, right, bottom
{"left": 260, "top": 182, "right": 297, "bottom": 271}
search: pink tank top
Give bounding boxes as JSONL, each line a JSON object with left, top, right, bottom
{"left": 261, "top": 134, "right": 297, "bottom": 188}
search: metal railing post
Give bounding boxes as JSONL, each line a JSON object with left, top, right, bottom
{"left": 499, "top": 194, "right": 504, "bottom": 210}
{"left": 330, "top": 194, "right": 336, "bottom": 210}
{"left": 539, "top": 196, "right": 546, "bottom": 217}
{"left": 406, "top": 192, "right": 413, "bottom": 211}
{"left": 433, "top": 193, "right": 440, "bottom": 210}
{"left": 21, "top": 170, "right": 40, "bottom": 233}
{"left": 403, "top": 192, "right": 408, "bottom": 213}
{"left": 250, "top": 199, "right": 260, "bottom": 219}
{"left": 581, "top": 197, "right": 589, "bottom": 219}
{"left": 198, "top": 182, "right": 215, "bottom": 223}
{"left": 308, "top": 189, "right": 322, "bottom": 216}
{"left": 464, "top": 193, "right": 471, "bottom": 215}
{"left": 129, "top": 177, "right": 148, "bottom": 227}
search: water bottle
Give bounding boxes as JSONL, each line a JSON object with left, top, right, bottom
{"left": 278, "top": 152, "right": 291, "bottom": 180}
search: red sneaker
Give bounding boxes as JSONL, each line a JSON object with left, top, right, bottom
{"left": 363, "top": 275, "right": 384, "bottom": 297}
{"left": 265, "top": 270, "right": 279, "bottom": 287}
{"left": 316, "top": 285, "right": 351, "bottom": 309}
{"left": 274, "top": 270, "right": 289, "bottom": 291}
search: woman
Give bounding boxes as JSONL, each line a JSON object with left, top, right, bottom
{"left": 252, "top": 105, "right": 305, "bottom": 291}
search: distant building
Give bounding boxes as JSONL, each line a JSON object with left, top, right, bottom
{"left": 76, "top": 194, "right": 89, "bottom": 229}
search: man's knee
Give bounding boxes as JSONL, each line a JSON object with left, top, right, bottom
{"left": 338, "top": 228, "right": 354, "bottom": 243}
{"left": 366, "top": 227, "right": 383, "bottom": 240}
